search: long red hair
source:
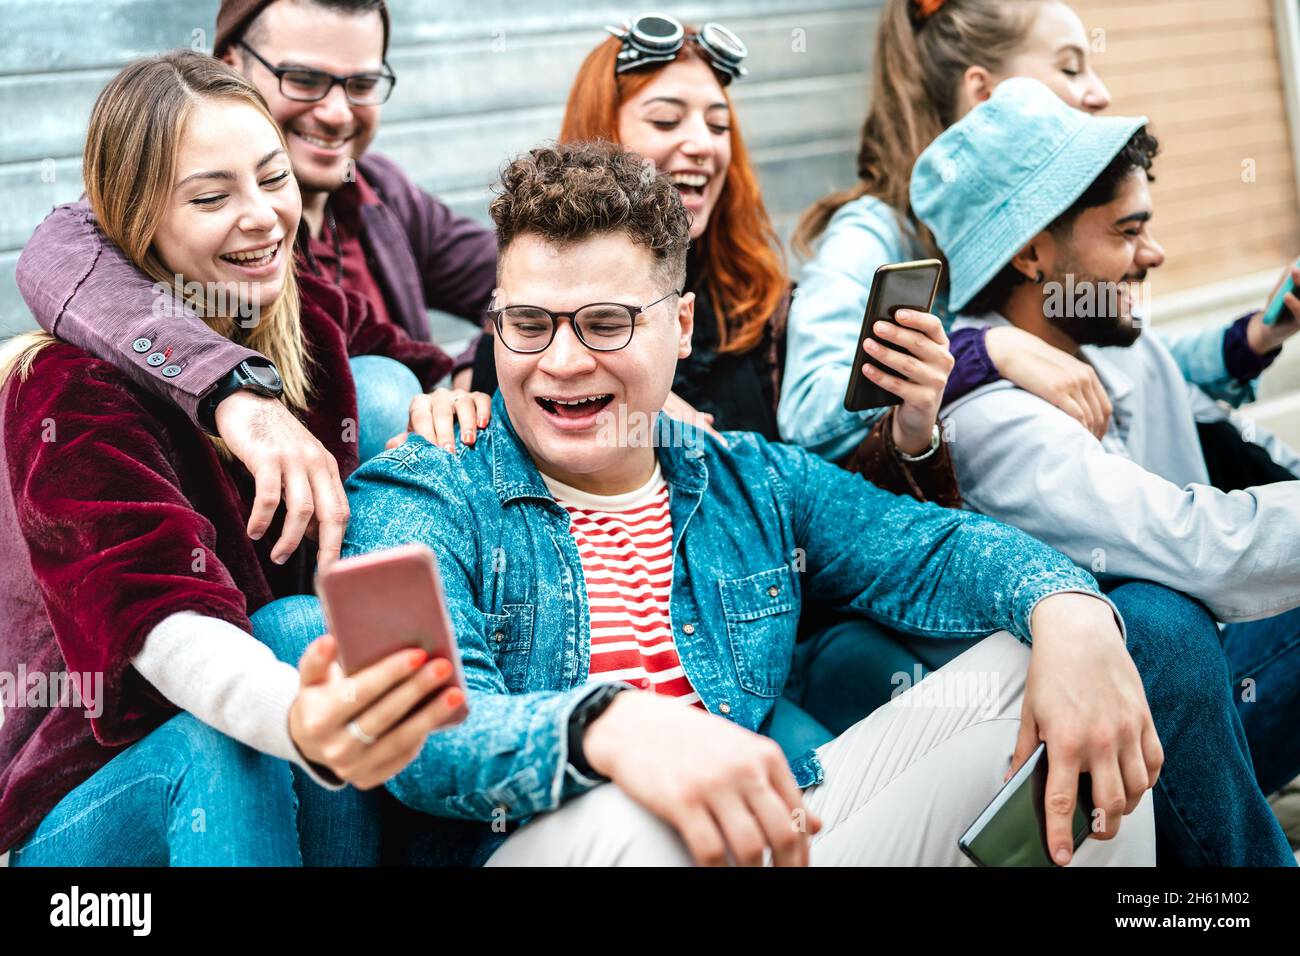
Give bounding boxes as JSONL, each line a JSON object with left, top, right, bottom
{"left": 560, "top": 35, "right": 786, "bottom": 356}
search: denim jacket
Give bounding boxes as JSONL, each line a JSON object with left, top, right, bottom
{"left": 342, "top": 391, "right": 1108, "bottom": 863}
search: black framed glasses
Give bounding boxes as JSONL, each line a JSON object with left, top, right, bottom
{"left": 239, "top": 41, "right": 397, "bottom": 106}
{"left": 489, "top": 289, "right": 683, "bottom": 353}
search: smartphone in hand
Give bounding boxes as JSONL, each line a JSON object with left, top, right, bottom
{"left": 1261, "top": 256, "right": 1300, "bottom": 326}
{"left": 843, "top": 258, "right": 944, "bottom": 412}
{"left": 958, "top": 743, "right": 1094, "bottom": 867}
{"left": 316, "top": 543, "right": 468, "bottom": 725}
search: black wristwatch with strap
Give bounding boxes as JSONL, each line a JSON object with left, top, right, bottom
{"left": 567, "top": 683, "right": 628, "bottom": 781}
{"left": 198, "top": 359, "right": 284, "bottom": 436}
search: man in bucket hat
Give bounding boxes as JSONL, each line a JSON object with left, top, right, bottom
{"left": 915, "top": 76, "right": 1300, "bottom": 862}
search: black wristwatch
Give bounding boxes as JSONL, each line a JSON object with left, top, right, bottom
{"left": 198, "top": 359, "right": 283, "bottom": 436}
{"left": 567, "top": 684, "right": 627, "bottom": 781}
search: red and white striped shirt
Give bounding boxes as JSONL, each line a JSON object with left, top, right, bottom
{"left": 543, "top": 465, "right": 702, "bottom": 707}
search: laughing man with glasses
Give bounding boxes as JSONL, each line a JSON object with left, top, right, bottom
{"left": 296, "top": 141, "right": 1165, "bottom": 867}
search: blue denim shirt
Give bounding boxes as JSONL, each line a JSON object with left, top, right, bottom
{"left": 342, "top": 390, "right": 1107, "bottom": 864}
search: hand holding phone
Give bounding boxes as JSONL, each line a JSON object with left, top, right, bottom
{"left": 1260, "top": 256, "right": 1300, "bottom": 326}
{"left": 288, "top": 632, "right": 464, "bottom": 790}
{"left": 959, "top": 743, "right": 1095, "bottom": 867}
{"left": 843, "top": 259, "right": 944, "bottom": 412}
{"left": 843, "top": 259, "right": 952, "bottom": 454}
{"left": 316, "top": 543, "right": 468, "bottom": 722}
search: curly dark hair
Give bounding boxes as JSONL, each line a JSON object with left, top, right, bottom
{"left": 965, "top": 126, "right": 1160, "bottom": 315}
{"left": 489, "top": 140, "right": 691, "bottom": 291}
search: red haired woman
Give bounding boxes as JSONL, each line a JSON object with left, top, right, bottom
{"left": 556, "top": 17, "right": 788, "bottom": 439}
{"left": 453, "top": 14, "right": 959, "bottom": 495}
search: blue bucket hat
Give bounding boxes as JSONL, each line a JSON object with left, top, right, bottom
{"left": 911, "top": 77, "right": 1148, "bottom": 314}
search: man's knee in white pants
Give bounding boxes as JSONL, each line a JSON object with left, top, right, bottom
{"left": 486, "top": 783, "right": 693, "bottom": 866}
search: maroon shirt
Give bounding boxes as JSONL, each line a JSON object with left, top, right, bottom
{"left": 307, "top": 168, "right": 393, "bottom": 329}
{"left": 0, "top": 272, "right": 447, "bottom": 852}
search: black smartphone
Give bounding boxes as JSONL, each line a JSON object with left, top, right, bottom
{"left": 843, "top": 258, "right": 944, "bottom": 412}
{"left": 958, "top": 743, "right": 1095, "bottom": 867}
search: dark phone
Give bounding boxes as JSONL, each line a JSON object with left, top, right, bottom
{"left": 958, "top": 742, "right": 1095, "bottom": 867}
{"left": 843, "top": 259, "right": 943, "bottom": 412}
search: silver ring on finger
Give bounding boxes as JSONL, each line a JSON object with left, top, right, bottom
{"left": 346, "top": 719, "right": 376, "bottom": 746}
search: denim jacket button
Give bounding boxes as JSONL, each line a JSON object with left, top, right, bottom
{"left": 493, "top": 630, "right": 506, "bottom": 643}
{"left": 767, "top": 585, "right": 779, "bottom": 597}
{"left": 682, "top": 623, "right": 695, "bottom": 635}
{"left": 719, "top": 701, "right": 731, "bottom": 715}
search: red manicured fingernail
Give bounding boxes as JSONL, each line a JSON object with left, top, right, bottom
{"left": 430, "top": 658, "right": 453, "bottom": 680}
{"left": 478, "top": 417, "right": 488, "bottom": 428}
{"left": 443, "top": 688, "right": 465, "bottom": 709}
{"left": 408, "top": 649, "right": 429, "bottom": 669}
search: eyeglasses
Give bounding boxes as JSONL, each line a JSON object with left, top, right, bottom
{"left": 605, "top": 14, "right": 749, "bottom": 85}
{"left": 489, "top": 289, "right": 683, "bottom": 353}
{"left": 238, "top": 42, "right": 397, "bottom": 106}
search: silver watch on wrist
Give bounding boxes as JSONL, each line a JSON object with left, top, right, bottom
{"left": 896, "top": 422, "right": 941, "bottom": 462}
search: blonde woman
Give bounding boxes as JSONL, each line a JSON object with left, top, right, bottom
{"left": 0, "top": 51, "right": 462, "bottom": 866}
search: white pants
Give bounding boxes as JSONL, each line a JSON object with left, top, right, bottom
{"left": 486, "top": 631, "right": 1156, "bottom": 866}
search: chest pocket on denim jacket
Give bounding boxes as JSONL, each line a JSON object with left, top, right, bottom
{"left": 483, "top": 604, "right": 534, "bottom": 693}
{"left": 719, "top": 565, "right": 798, "bottom": 697}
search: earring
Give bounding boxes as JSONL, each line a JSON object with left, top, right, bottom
{"left": 1034, "top": 270, "right": 1044, "bottom": 283}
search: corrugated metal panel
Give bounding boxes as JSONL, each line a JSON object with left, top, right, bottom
{"left": 0, "top": 0, "right": 883, "bottom": 337}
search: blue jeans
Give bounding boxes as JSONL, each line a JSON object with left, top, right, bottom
{"left": 780, "top": 582, "right": 1296, "bottom": 866}
{"left": 246, "top": 356, "right": 419, "bottom": 863}
{"left": 10, "top": 359, "right": 419, "bottom": 868}
{"left": 1222, "top": 605, "right": 1300, "bottom": 796}
{"left": 249, "top": 595, "right": 524, "bottom": 867}
{"left": 9, "top": 712, "right": 301, "bottom": 866}
{"left": 349, "top": 355, "right": 423, "bottom": 463}
{"left": 250, "top": 595, "right": 386, "bottom": 866}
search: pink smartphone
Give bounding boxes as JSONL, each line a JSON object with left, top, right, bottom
{"left": 315, "top": 543, "right": 468, "bottom": 724}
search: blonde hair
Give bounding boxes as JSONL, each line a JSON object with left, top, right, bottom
{"left": 793, "top": 0, "right": 1045, "bottom": 258}
{"left": 2, "top": 50, "right": 312, "bottom": 413}
{"left": 0, "top": 331, "right": 57, "bottom": 386}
